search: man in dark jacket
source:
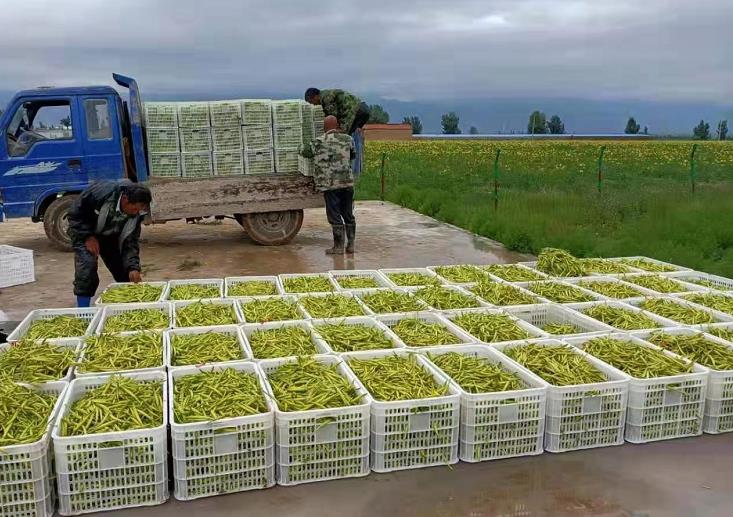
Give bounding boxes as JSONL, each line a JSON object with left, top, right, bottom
{"left": 67, "top": 180, "right": 152, "bottom": 307}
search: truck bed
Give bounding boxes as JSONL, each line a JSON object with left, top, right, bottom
{"left": 147, "top": 174, "right": 323, "bottom": 221}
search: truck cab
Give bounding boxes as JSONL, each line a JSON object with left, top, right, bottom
{"left": 0, "top": 74, "right": 322, "bottom": 249}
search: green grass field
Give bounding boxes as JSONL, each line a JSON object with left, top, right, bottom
{"left": 357, "top": 140, "right": 733, "bottom": 277}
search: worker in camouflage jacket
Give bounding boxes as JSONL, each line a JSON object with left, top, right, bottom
{"left": 67, "top": 180, "right": 151, "bottom": 306}
{"left": 304, "top": 87, "right": 370, "bottom": 175}
{"left": 300, "top": 115, "right": 357, "bottom": 254}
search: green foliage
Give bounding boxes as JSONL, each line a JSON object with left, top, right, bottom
{"left": 716, "top": 120, "right": 728, "bottom": 141}
{"left": 528, "top": 111, "right": 547, "bottom": 134}
{"left": 441, "top": 112, "right": 461, "bottom": 134}
{"left": 357, "top": 140, "right": 733, "bottom": 277}
{"left": 625, "top": 117, "right": 641, "bottom": 135}
{"left": 403, "top": 116, "right": 423, "bottom": 135}
{"left": 368, "top": 104, "right": 389, "bottom": 124}
{"left": 548, "top": 115, "right": 565, "bottom": 135}
{"left": 693, "top": 120, "right": 711, "bottom": 140}
{"left": 469, "top": 126, "right": 479, "bottom": 135}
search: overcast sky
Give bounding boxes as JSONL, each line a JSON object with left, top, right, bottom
{"left": 1, "top": 0, "right": 731, "bottom": 103}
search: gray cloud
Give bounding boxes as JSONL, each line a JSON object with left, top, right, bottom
{"left": 1, "top": 0, "right": 731, "bottom": 102}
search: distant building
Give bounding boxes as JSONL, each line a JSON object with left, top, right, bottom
{"left": 363, "top": 123, "right": 413, "bottom": 141}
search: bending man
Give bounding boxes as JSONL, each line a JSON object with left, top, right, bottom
{"left": 67, "top": 180, "right": 151, "bottom": 306}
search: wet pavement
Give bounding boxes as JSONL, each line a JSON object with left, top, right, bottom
{"left": 0, "top": 201, "right": 527, "bottom": 319}
{"left": 2, "top": 201, "right": 732, "bottom": 516}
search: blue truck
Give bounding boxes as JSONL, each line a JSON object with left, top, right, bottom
{"left": 0, "top": 74, "right": 322, "bottom": 250}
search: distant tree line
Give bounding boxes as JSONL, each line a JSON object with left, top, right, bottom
{"left": 363, "top": 104, "right": 730, "bottom": 140}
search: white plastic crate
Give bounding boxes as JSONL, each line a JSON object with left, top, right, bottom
{"left": 7, "top": 307, "right": 101, "bottom": 343}
{"left": 94, "top": 281, "right": 168, "bottom": 306}
{"left": 342, "top": 349, "right": 460, "bottom": 472}
{"left": 625, "top": 296, "right": 733, "bottom": 328}
{"left": 295, "top": 292, "right": 373, "bottom": 320}
{"left": 164, "top": 279, "right": 224, "bottom": 301}
{"left": 241, "top": 100, "right": 272, "bottom": 126}
{"left": 505, "top": 303, "right": 615, "bottom": 337}
{"left": 259, "top": 355, "right": 370, "bottom": 485}
{"left": 145, "top": 127, "right": 179, "bottom": 153}
{"left": 148, "top": 153, "right": 181, "bottom": 178}
{"left": 171, "top": 299, "right": 243, "bottom": 328}
{"left": 241, "top": 320, "right": 328, "bottom": 360}
{"left": 168, "top": 362, "right": 275, "bottom": 500}
{"left": 465, "top": 280, "right": 547, "bottom": 308}
{"left": 271, "top": 100, "right": 302, "bottom": 127}
{"left": 298, "top": 155, "right": 313, "bottom": 176}
{"left": 75, "top": 331, "right": 166, "bottom": 378}
{"left": 208, "top": 100, "right": 242, "bottom": 127}
{"left": 213, "top": 151, "right": 244, "bottom": 176}
{"left": 181, "top": 152, "right": 213, "bottom": 178}
{"left": 274, "top": 147, "right": 299, "bottom": 174}
{"left": 610, "top": 256, "right": 692, "bottom": 273}
{"left": 178, "top": 127, "right": 211, "bottom": 153}
{"left": 441, "top": 307, "right": 548, "bottom": 345}
{"left": 96, "top": 302, "right": 172, "bottom": 334}
{"left": 480, "top": 263, "right": 550, "bottom": 283}
{"left": 310, "top": 316, "right": 406, "bottom": 354}
{"left": 375, "top": 312, "right": 475, "bottom": 348}
{"left": 570, "top": 276, "right": 659, "bottom": 301}
{"left": 379, "top": 267, "right": 445, "bottom": 288}
{"left": 420, "top": 345, "right": 547, "bottom": 462}
{"left": 177, "top": 102, "right": 210, "bottom": 128}
{"left": 410, "top": 284, "right": 490, "bottom": 311}
{"left": 165, "top": 325, "right": 251, "bottom": 367}
{"left": 279, "top": 273, "right": 338, "bottom": 294}
{"left": 355, "top": 288, "right": 430, "bottom": 315}
{"left": 494, "top": 339, "right": 629, "bottom": 453}
{"left": 329, "top": 270, "right": 392, "bottom": 292}
{"left": 301, "top": 105, "right": 314, "bottom": 143}
{"left": 242, "top": 125, "right": 273, "bottom": 150}
{"left": 0, "top": 381, "right": 66, "bottom": 517}
{"left": 569, "top": 333, "right": 708, "bottom": 443}
{"left": 677, "top": 291, "right": 733, "bottom": 319}
{"left": 238, "top": 295, "right": 307, "bottom": 324}
{"left": 52, "top": 372, "right": 168, "bottom": 515}
{"left": 244, "top": 148, "right": 275, "bottom": 175}
{"left": 567, "top": 300, "right": 681, "bottom": 332}
{"left": 274, "top": 125, "right": 303, "bottom": 148}
{"left": 211, "top": 126, "right": 242, "bottom": 152}
{"left": 427, "top": 264, "right": 490, "bottom": 285}
{"left": 634, "top": 327, "right": 733, "bottom": 434}
{"left": 667, "top": 271, "right": 733, "bottom": 292}
{"left": 0, "top": 245, "right": 34, "bottom": 289}
{"left": 620, "top": 273, "right": 705, "bottom": 296}
{"left": 144, "top": 102, "right": 177, "bottom": 127}
{"left": 225, "top": 276, "right": 283, "bottom": 298}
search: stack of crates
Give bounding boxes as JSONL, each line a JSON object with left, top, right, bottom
{"left": 178, "top": 103, "right": 213, "bottom": 178}
{"left": 210, "top": 101, "right": 244, "bottom": 176}
{"left": 272, "top": 100, "right": 303, "bottom": 173}
{"left": 241, "top": 100, "right": 275, "bottom": 174}
{"left": 298, "top": 104, "right": 325, "bottom": 175}
{"left": 145, "top": 103, "right": 181, "bottom": 177}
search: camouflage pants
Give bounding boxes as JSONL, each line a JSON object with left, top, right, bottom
{"left": 324, "top": 187, "right": 355, "bottom": 226}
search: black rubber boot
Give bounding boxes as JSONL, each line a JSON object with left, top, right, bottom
{"left": 326, "top": 225, "right": 346, "bottom": 255}
{"left": 345, "top": 224, "right": 356, "bottom": 254}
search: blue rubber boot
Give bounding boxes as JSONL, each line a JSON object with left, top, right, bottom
{"left": 76, "top": 296, "right": 92, "bottom": 308}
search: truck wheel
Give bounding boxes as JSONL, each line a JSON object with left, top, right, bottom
{"left": 43, "top": 195, "right": 78, "bottom": 252}
{"left": 236, "top": 210, "right": 304, "bottom": 246}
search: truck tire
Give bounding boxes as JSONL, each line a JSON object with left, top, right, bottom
{"left": 43, "top": 195, "right": 78, "bottom": 252}
{"left": 236, "top": 210, "right": 304, "bottom": 246}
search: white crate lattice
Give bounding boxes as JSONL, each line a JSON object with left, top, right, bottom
{"left": 0, "top": 245, "right": 35, "bottom": 288}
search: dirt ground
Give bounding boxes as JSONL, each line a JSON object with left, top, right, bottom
{"left": 0, "top": 201, "right": 527, "bottom": 320}
{"left": 2, "top": 201, "right": 732, "bottom": 517}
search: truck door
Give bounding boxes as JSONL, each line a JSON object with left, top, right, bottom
{"left": 78, "top": 95, "right": 125, "bottom": 180}
{"left": 0, "top": 96, "right": 86, "bottom": 218}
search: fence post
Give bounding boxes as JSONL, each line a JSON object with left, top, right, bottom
{"left": 379, "top": 152, "right": 386, "bottom": 201}
{"left": 493, "top": 149, "right": 501, "bottom": 210}
{"left": 597, "top": 145, "right": 606, "bottom": 193}
{"left": 690, "top": 144, "right": 698, "bottom": 193}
